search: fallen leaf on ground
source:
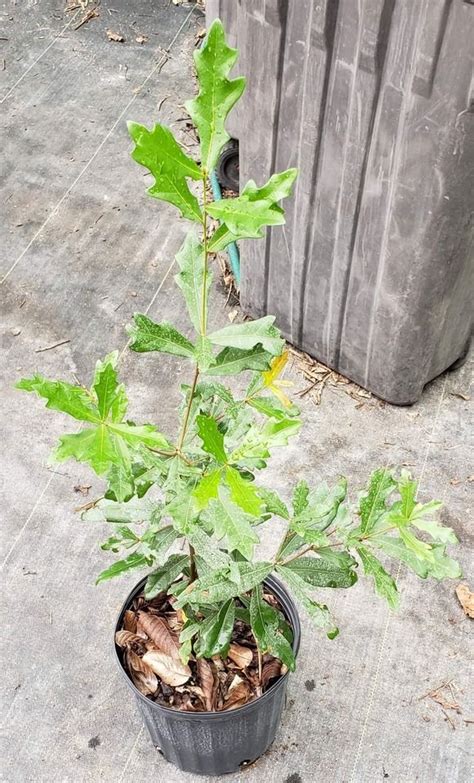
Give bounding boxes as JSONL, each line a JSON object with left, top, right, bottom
{"left": 138, "top": 611, "right": 180, "bottom": 658}
{"left": 456, "top": 584, "right": 474, "bottom": 618}
{"left": 73, "top": 484, "right": 91, "bottom": 495}
{"left": 228, "top": 643, "right": 253, "bottom": 669}
{"left": 106, "top": 30, "right": 125, "bottom": 42}
{"left": 74, "top": 8, "right": 99, "bottom": 31}
{"left": 125, "top": 649, "right": 158, "bottom": 695}
{"left": 420, "top": 681, "right": 462, "bottom": 713}
{"left": 143, "top": 650, "right": 191, "bottom": 686}
{"left": 450, "top": 392, "right": 470, "bottom": 401}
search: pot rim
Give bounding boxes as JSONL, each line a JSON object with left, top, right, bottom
{"left": 114, "top": 573, "right": 301, "bottom": 721}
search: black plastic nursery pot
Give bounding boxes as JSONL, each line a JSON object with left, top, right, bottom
{"left": 114, "top": 574, "right": 301, "bottom": 776}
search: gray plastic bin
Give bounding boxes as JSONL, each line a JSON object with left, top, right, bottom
{"left": 207, "top": 0, "right": 474, "bottom": 404}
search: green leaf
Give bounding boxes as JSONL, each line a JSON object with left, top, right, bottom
{"left": 292, "top": 480, "right": 309, "bottom": 516}
{"left": 312, "top": 547, "right": 358, "bottom": 571}
{"left": 386, "top": 477, "right": 455, "bottom": 544}
{"left": 359, "top": 468, "right": 396, "bottom": 534}
{"left": 376, "top": 535, "right": 431, "bottom": 578}
{"left": 356, "top": 546, "right": 399, "bottom": 609}
{"left": 128, "top": 314, "right": 195, "bottom": 358}
{"left": 175, "top": 233, "right": 209, "bottom": 333}
{"left": 20, "top": 358, "right": 169, "bottom": 480}
{"left": 261, "top": 418, "right": 301, "bottom": 448}
{"left": 409, "top": 504, "right": 456, "bottom": 544}
{"left": 195, "top": 380, "right": 235, "bottom": 405}
{"left": 425, "top": 545, "right": 462, "bottom": 580}
{"left": 100, "top": 526, "right": 139, "bottom": 552}
{"left": 267, "top": 628, "right": 296, "bottom": 671}
{"left": 225, "top": 466, "right": 262, "bottom": 516}
{"left": 186, "top": 522, "right": 230, "bottom": 571}
{"left": 181, "top": 561, "right": 273, "bottom": 606}
{"left": 196, "top": 414, "right": 227, "bottom": 463}
{"left": 248, "top": 395, "right": 299, "bottom": 420}
{"left": 196, "top": 599, "right": 235, "bottom": 658}
{"left": 249, "top": 584, "right": 276, "bottom": 646}
{"left": 93, "top": 352, "right": 125, "bottom": 420}
{"left": 194, "top": 336, "right": 215, "bottom": 372}
{"left": 164, "top": 490, "right": 198, "bottom": 533}
{"left": 207, "top": 169, "right": 297, "bottom": 240}
{"left": 17, "top": 376, "right": 98, "bottom": 423}
{"left": 83, "top": 497, "right": 156, "bottom": 524}
{"left": 106, "top": 463, "right": 134, "bottom": 503}
{"left": 106, "top": 421, "right": 169, "bottom": 449}
{"left": 127, "top": 121, "right": 202, "bottom": 222}
{"left": 398, "top": 527, "right": 434, "bottom": 561}
{"left": 291, "top": 479, "right": 348, "bottom": 541}
{"left": 96, "top": 552, "right": 150, "bottom": 583}
{"left": 145, "top": 554, "right": 189, "bottom": 599}
{"left": 250, "top": 585, "right": 296, "bottom": 671}
{"left": 54, "top": 427, "right": 117, "bottom": 475}
{"left": 257, "top": 488, "right": 290, "bottom": 520}
{"left": 204, "top": 345, "right": 274, "bottom": 376}
{"left": 192, "top": 469, "right": 222, "bottom": 511}
{"left": 208, "top": 316, "right": 284, "bottom": 356}
{"left": 282, "top": 556, "right": 357, "bottom": 589}
{"left": 277, "top": 531, "right": 306, "bottom": 560}
{"left": 276, "top": 565, "right": 338, "bottom": 638}
{"left": 204, "top": 495, "right": 259, "bottom": 559}
{"left": 145, "top": 525, "right": 179, "bottom": 563}
{"left": 185, "top": 19, "right": 245, "bottom": 173}
{"left": 207, "top": 223, "right": 241, "bottom": 253}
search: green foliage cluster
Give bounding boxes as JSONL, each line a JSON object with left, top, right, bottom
{"left": 17, "top": 21, "right": 460, "bottom": 671}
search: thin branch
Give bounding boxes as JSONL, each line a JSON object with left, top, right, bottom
{"left": 177, "top": 364, "right": 199, "bottom": 451}
{"left": 189, "top": 544, "right": 197, "bottom": 582}
{"left": 278, "top": 543, "right": 314, "bottom": 566}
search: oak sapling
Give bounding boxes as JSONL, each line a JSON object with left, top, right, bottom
{"left": 18, "top": 20, "right": 461, "bottom": 711}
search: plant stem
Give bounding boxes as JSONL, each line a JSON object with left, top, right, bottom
{"left": 177, "top": 175, "right": 211, "bottom": 580}
{"left": 177, "top": 364, "right": 200, "bottom": 451}
{"left": 189, "top": 544, "right": 197, "bottom": 581}
{"left": 200, "top": 175, "right": 209, "bottom": 336}
{"left": 278, "top": 543, "right": 314, "bottom": 566}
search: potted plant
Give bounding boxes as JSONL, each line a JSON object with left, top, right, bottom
{"left": 17, "top": 20, "right": 461, "bottom": 777}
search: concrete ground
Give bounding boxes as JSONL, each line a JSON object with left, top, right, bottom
{"left": 1, "top": 1, "right": 472, "bottom": 781}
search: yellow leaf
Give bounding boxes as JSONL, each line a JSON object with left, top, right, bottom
{"left": 262, "top": 351, "right": 288, "bottom": 386}
{"left": 262, "top": 351, "right": 293, "bottom": 407}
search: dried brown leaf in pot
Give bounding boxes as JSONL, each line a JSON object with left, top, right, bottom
{"left": 261, "top": 659, "right": 281, "bottom": 689}
{"left": 223, "top": 675, "right": 252, "bottom": 710}
{"left": 197, "top": 657, "right": 216, "bottom": 711}
{"left": 122, "top": 609, "right": 137, "bottom": 633}
{"left": 142, "top": 650, "right": 191, "bottom": 687}
{"left": 131, "top": 595, "right": 145, "bottom": 612}
{"left": 228, "top": 643, "right": 253, "bottom": 669}
{"left": 115, "top": 630, "right": 146, "bottom": 652}
{"left": 145, "top": 591, "right": 168, "bottom": 610}
{"left": 165, "top": 611, "right": 182, "bottom": 633}
{"left": 125, "top": 649, "right": 158, "bottom": 696}
{"left": 138, "top": 611, "right": 180, "bottom": 658}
